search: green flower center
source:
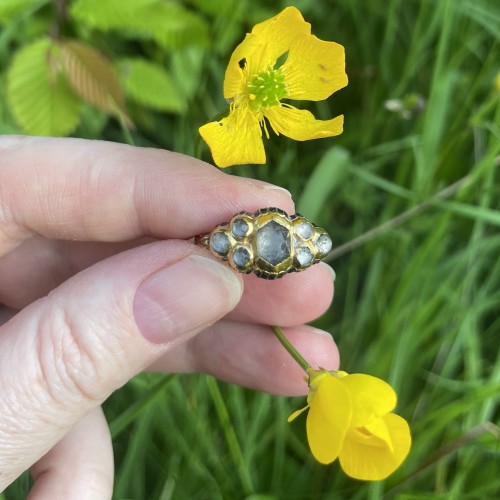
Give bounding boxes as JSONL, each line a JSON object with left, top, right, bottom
{"left": 247, "top": 69, "right": 288, "bottom": 111}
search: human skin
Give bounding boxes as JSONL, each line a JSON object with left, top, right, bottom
{"left": 0, "top": 136, "right": 339, "bottom": 499}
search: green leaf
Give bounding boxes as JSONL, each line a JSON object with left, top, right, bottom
{"left": 0, "top": 0, "right": 46, "bottom": 24}
{"left": 185, "top": 0, "right": 240, "bottom": 18}
{"left": 297, "top": 146, "right": 352, "bottom": 222}
{"left": 70, "top": 0, "right": 157, "bottom": 29}
{"left": 59, "top": 39, "right": 130, "bottom": 125}
{"left": 109, "top": 375, "right": 176, "bottom": 438}
{"left": 459, "top": 0, "right": 500, "bottom": 41}
{"left": 7, "top": 38, "right": 81, "bottom": 136}
{"left": 0, "top": 73, "right": 20, "bottom": 133}
{"left": 440, "top": 200, "right": 500, "bottom": 227}
{"left": 171, "top": 47, "right": 205, "bottom": 101}
{"left": 116, "top": 58, "right": 186, "bottom": 113}
{"left": 70, "top": 0, "right": 209, "bottom": 50}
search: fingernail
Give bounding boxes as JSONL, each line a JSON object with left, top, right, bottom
{"left": 242, "top": 177, "right": 292, "bottom": 198}
{"left": 134, "top": 255, "right": 242, "bottom": 345}
{"left": 308, "top": 326, "right": 334, "bottom": 339}
{"left": 320, "top": 262, "right": 336, "bottom": 282}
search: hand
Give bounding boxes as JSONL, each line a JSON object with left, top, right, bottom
{"left": 0, "top": 136, "right": 338, "bottom": 498}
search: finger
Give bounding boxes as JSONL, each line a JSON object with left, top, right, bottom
{"left": 28, "top": 407, "right": 113, "bottom": 500}
{"left": 228, "top": 262, "right": 335, "bottom": 326}
{"left": 150, "top": 322, "right": 340, "bottom": 396}
{"left": 0, "top": 236, "right": 153, "bottom": 308}
{"left": 0, "top": 228, "right": 333, "bottom": 327}
{"left": 0, "top": 136, "right": 293, "bottom": 254}
{"left": 0, "top": 240, "right": 242, "bottom": 489}
{"left": 0, "top": 305, "right": 16, "bottom": 326}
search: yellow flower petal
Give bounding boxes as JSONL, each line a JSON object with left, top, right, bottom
{"left": 250, "top": 6, "right": 310, "bottom": 68}
{"left": 264, "top": 105, "right": 343, "bottom": 141}
{"left": 340, "top": 374, "right": 397, "bottom": 428}
{"left": 364, "top": 417, "right": 394, "bottom": 452}
{"left": 198, "top": 104, "right": 265, "bottom": 167}
{"left": 306, "top": 375, "right": 352, "bottom": 464}
{"left": 223, "top": 34, "right": 261, "bottom": 99}
{"left": 282, "top": 35, "right": 347, "bottom": 101}
{"left": 287, "top": 405, "right": 309, "bottom": 423}
{"left": 346, "top": 422, "right": 391, "bottom": 451}
{"left": 224, "top": 7, "right": 310, "bottom": 99}
{"left": 339, "top": 413, "right": 412, "bottom": 481}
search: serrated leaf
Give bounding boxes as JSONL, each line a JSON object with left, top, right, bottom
{"left": 59, "top": 40, "right": 130, "bottom": 126}
{"left": 7, "top": 38, "right": 81, "bottom": 136}
{"left": 0, "top": 0, "right": 46, "bottom": 24}
{"left": 70, "top": 0, "right": 209, "bottom": 50}
{"left": 117, "top": 58, "right": 186, "bottom": 113}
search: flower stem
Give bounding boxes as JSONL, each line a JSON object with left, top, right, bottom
{"left": 271, "top": 326, "right": 311, "bottom": 373}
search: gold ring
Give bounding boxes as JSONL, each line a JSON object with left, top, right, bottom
{"left": 196, "top": 207, "right": 332, "bottom": 279}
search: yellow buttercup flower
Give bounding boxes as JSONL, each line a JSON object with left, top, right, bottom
{"left": 289, "top": 369, "right": 411, "bottom": 481}
{"left": 199, "top": 6, "right": 348, "bottom": 167}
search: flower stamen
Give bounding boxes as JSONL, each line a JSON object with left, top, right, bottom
{"left": 247, "top": 68, "right": 288, "bottom": 112}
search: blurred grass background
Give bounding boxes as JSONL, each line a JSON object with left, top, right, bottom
{"left": 1, "top": 0, "right": 499, "bottom": 498}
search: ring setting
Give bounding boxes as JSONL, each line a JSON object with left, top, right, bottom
{"left": 196, "top": 208, "right": 332, "bottom": 279}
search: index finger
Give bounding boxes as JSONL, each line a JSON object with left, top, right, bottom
{"left": 0, "top": 136, "right": 293, "bottom": 252}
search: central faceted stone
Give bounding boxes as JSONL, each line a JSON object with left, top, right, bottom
{"left": 256, "top": 220, "right": 290, "bottom": 265}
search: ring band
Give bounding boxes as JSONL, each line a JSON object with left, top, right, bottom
{"left": 196, "top": 207, "right": 332, "bottom": 279}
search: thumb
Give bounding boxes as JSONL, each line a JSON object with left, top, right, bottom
{"left": 0, "top": 241, "right": 242, "bottom": 489}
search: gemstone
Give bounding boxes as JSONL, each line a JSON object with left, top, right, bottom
{"left": 296, "top": 246, "right": 313, "bottom": 266}
{"left": 256, "top": 220, "right": 290, "bottom": 265}
{"left": 233, "top": 247, "right": 251, "bottom": 267}
{"left": 232, "top": 218, "right": 249, "bottom": 238}
{"left": 210, "top": 231, "right": 230, "bottom": 255}
{"left": 315, "top": 234, "right": 332, "bottom": 255}
{"left": 295, "top": 221, "right": 313, "bottom": 239}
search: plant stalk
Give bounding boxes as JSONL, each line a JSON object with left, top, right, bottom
{"left": 271, "top": 325, "right": 311, "bottom": 373}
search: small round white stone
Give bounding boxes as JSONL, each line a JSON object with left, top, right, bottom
{"left": 232, "top": 218, "right": 249, "bottom": 238}
{"left": 295, "top": 221, "right": 313, "bottom": 239}
{"left": 315, "top": 234, "right": 332, "bottom": 255}
{"left": 210, "top": 231, "right": 230, "bottom": 255}
{"left": 233, "top": 247, "right": 251, "bottom": 267}
{"left": 292, "top": 235, "right": 302, "bottom": 253}
{"left": 296, "top": 246, "right": 313, "bottom": 266}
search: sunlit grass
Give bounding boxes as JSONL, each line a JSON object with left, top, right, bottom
{"left": 105, "top": 0, "right": 500, "bottom": 491}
